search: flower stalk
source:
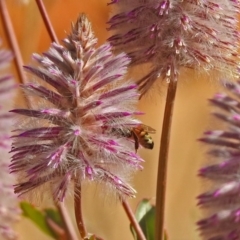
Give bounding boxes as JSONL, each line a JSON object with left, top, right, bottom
{"left": 35, "top": 0, "right": 59, "bottom": 44}
{"left": 74, "top": 183, "right": 87, "bottom": 239}
{"left": 57, "top": 203, "right": 79, "bottom": 240}
{"left": 0, "top": 0, "right": 27, "bottom": 85}
{"left": 156, "top": 79, "right": 178, "bottom": 240}
{"left": 122, "top": 201, "right": 146, "bottom": 240}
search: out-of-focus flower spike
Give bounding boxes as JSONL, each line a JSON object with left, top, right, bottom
{"left": 198, "top": 80, "right": 240, "bottom": 239}
{"left": 0, "top": 41, "right": 20, "bottom": 240}
{"left": 108, "top": 0, "right": 240, "bottom": 95}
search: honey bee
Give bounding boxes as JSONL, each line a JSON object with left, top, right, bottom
{"left": 129, "top": 124, "right": 156, "bottom": 151}
{"left": 112, "top": 124, "right": 156, "bottom": 152}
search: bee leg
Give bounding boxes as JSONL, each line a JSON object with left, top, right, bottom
{"left": 132, "top": 132, "right": 139, "bottom": 152}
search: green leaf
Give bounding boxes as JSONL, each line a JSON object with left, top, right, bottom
{"left": 44, "top": 208, "right": 63, "bottom": 227}
{"left": 135, "top": 199, "right": 153, "bottom": 222}
{"left": 20, "top": 202, "right": 57, "bottom": 239}
{"left": 130, "top": 199, "right": 155, "bottom": 240}
{"left": 138, "top": 206, "right": 155, "bottom": 240}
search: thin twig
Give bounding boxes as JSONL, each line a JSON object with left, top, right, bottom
{"left": 0, "top": 0, "right": 27, "bottom": 85}
{"left": 57, "top": 203, "right": 79, "bottom": 240}
{"left": 46, "top": 217, "right": 67, "bottom": 240}
{"left": 74, "top": 183, "right": 87, "bottom": 239}
{"left": 122, "top": 200, "right": 146, "bottom": 240}
{"left": 155, "top": 79, "right": 178, "bottom": 240}
{"left": 35, "top": 0, "right": 59, "bottom": 44}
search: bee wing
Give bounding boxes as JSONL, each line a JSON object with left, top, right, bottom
{"left": 141, "top": 124, "right": 156, "bottom": 133}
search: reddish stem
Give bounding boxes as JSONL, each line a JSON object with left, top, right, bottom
{"left": 35, "top": 0, "right": 59, "bottom": 44}
{"left": 74, "top": 183, "right": 87, "bottom": 239}
{"left": 122, "top": 201, "right": 146, "bottom": 240}
{"left": 0, "top": 0, "right": 27, "bottom": 85}
{"left": 57, "top": 203, "right": 79, "bottom": 240}
{"left": 155, "top": 79, "right": 178, "bottom": 240}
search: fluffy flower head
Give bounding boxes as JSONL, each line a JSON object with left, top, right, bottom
{"left": 10, "top": 15, "right": 144, "bottom": 202}
{"left": 108, "top": 0, "right": 240, "bottom": 94}
{"left": 198, "top": 80, "right": 240, "bottom": 239}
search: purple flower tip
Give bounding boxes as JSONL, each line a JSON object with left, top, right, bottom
{"left": 214, "top": 93, "right": 226, "bottom": 99}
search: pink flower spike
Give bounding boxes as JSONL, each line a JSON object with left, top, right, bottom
{"left": 10, "top": 14, "right": 144, "bottom": 202}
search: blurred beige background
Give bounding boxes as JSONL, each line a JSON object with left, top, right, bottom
{"left": 0, "top": 1, "right": 224, "bottom": 239}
